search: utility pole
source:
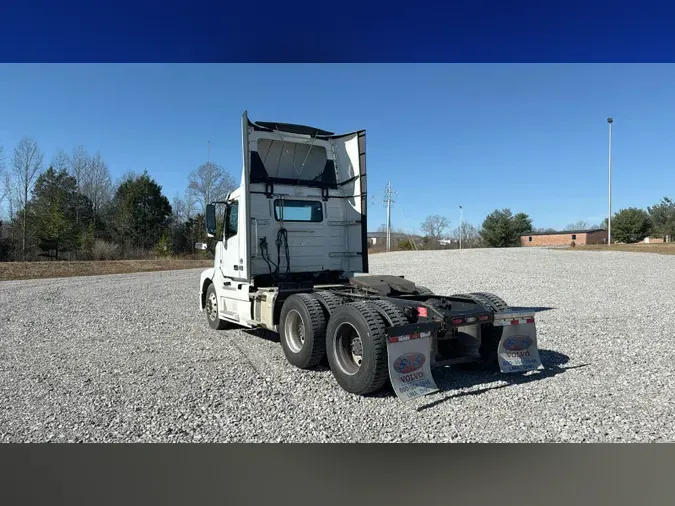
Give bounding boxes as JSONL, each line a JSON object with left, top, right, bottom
{"left": 607, "top": 118, "right": 613, "bottom": 246}
{"left": 208, "top": 141, "right": 211, "bottom": 163}
{"left": 383, "top": 182, "right": 396, "bottom": 251}
{"left": 459, "top": 205, "right": 463, "bottom": 250}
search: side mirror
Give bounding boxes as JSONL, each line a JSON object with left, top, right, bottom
{"left": 205, "top": 203, "right": 217, "bottom": 238}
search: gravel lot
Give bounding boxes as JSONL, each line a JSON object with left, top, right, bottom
{"left": 1, "top": 248, "right": 674, "bottom": 442}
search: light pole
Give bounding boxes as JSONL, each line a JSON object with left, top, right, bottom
{"left": 459, "top": 205, "right": 463, "bottom": 250}
{"left": 607, "top": 118, "right": 613, "bottom": 246}
{"left": 383, "top": 182, "right": 396, "bottom": 252}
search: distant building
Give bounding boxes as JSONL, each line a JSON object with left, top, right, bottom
{"left": 366, "top": 231, "right": 388, "bottom": 246}
{"left": 642, "top": 236, "right": 671, "bottom": 243}
{"left": 521, "top": 229, "right": 608, "bottom": 247}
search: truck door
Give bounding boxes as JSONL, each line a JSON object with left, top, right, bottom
{"left": 220, "top": 197, "right": 245, "bottom": 280}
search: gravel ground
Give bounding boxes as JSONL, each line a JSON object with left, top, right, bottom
{"left": 1, "top": 248, "right": 674, "bottom": 442}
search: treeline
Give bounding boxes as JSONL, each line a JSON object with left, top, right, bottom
{"left": 375, "top": 211, "right": 532, "bottom": 252}
{"left": 601, "top": 198, "right": 675, "bottom": 243}
{"left": 0, "top": 136, "right": 236, "bottom": 262}
{"left": 406, "top": 196, "right": 675, "bottom": 250}
{"left": 412, "top": 210, "right": 535, "bottom": 249}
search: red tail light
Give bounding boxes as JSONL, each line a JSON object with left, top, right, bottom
{"left": 478, "top": 315, "right": 489, "bottom": 321}
{"left": 451, "top": 318, "right": 464, "bottom": 325}
{"left": 526, "top": 318, "right": 534, "bottom": 324}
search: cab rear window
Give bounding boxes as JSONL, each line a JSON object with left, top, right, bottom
{"left": 274, "top": 199, "right": 323, "bottom": 222}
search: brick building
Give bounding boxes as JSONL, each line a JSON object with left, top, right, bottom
{"left": 521, "top": 228, "right": 608, "bottom": 247}
{"left": 643, "top": 236, "right": 670, "bottom": 243}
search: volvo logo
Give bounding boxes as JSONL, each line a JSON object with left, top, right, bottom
{"left": 503, "top": 336, "right": 532, "bottom": 351}
{"left": 393, "top": 353, "right": 425, "bottom": 374}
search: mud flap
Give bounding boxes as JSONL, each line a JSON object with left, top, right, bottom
{"left": 385, "top": 322, "right": 440, "bottom": 401}
{"left": 493, "top": 311, "right": 544, "bottom": 373}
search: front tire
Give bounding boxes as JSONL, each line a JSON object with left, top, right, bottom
{"left": 205, "top": 283, "right": 229, "bottom": 330}
{"left": 326, "top": 302, "right": 389, "bottom": 395}
{"left": 279, "top": 294, "right": 328, "bottom": 369}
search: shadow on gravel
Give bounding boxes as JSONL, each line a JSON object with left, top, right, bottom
{"left": 243, "top": 328, "right": 336, "bottom": 371}
{"left": 244, "top": 328, "right": 280, "bottom": 343}
{"left": 415, "top": 349, "right": 588, "bottom": 411}
{"left": 508, "top": 306, "right": 556, "bottom": 313}
{"left": 240, "top": 328, "right": 582, "bottom": 407}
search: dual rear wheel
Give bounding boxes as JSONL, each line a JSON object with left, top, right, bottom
{"left": 279, "top": 294, "right": 405, "bottom": 395}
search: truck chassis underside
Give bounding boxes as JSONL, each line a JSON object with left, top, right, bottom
{"left": 201, "top": 273, "right": 543, "bottom": 401}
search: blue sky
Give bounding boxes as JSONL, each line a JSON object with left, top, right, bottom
{"left": 1, "top": 64, "right": 674, "bottom": 233}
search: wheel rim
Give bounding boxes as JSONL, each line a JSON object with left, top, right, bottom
{"left": 333, "top": 322, "right": 363, "bottom": 375}
{"left": 207, "top": 292, "right": 218, "bottom": 321}
{"left": 284, "top": 309, "right": 306, "bottom": 353}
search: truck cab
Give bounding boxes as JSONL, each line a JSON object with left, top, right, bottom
{"left": 199, "top": 111, "right": 367, "bottom": 327}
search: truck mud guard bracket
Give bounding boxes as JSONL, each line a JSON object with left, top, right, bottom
{"left": 385, "top": 321, "right": 438, "bottom": 341}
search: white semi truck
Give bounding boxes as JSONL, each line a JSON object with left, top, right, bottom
{"left": 198, "top": 112, "right": 543, "bottom": 401}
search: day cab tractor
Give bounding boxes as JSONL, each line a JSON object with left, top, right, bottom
{"left": 198, "top": 111, "right": 543, "bottom": 401}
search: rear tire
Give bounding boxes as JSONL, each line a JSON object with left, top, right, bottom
{"left": 469, "top": 292, "right": 508, "bottom": 370}
{"left": 205, "top": 283, "right": 229, "bottom": 330}
{"left": 313, "top": 291, "right": 344, "bottom": 315}
{"left": 451, "top": 292, "right": 508, "bottom": 370}
{"left": 416, "top": 285, "right": 434, "bottom": 295}
{"left": 365, "top": 299, "right": 409, "bottom": 327}
{"left": 326, "top": 302, "right": 389, "bottom": 395}
{"left": 468, "top": 292, "right": 509, "bottom": 312}
{"left": 279, "top": 294, "right": 328, "bottom": 369}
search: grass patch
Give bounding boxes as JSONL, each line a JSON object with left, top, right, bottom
{"left": 564, "top": 243, "right": 675, "bottom": 255}
{"left": 0, "top": 259, "right": 214, "bottom": 282}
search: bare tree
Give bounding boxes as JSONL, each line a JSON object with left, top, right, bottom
{"left": 82, "top": 152, "right": 113, "bottom": 219}
{"left": 566, "top": 219, "right": 590, "bottom": 231}
{"left": 184, "top": 191, "right": 198, "bottom": 220}
{"left": 70, "top": 145, "right": 89, "bottom": 192}
{"left": 174, "top": 192, "right": 200, "bottom": 222}
{"left": 0, "top": 144, "right": 6, "bottom": 209}
{"left": 172, "top": 194, "right": 190, "bottom": 223}
{"left": 113, "top": 170, "right": 140, "bottom": 191}
{"left": 3, "top": 172, "right": 15, "bottom": 219}
{"left": 67, "top": 145, "right": 90, "bottom": 228}
{"left": 449, "top": 222, "right": 482, "bottom": 248}
{"left": 421, "top": 214, "right": 450, "bottom": 240}
{"left": 11, "top": 136, "right": 44, "bottom": 258}
{"left": 186, "top": 161, "right": 236, "bottom": 212}
{"left": 51, "top": 149, "right": 70, "bottom": 173}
